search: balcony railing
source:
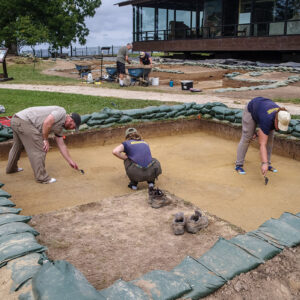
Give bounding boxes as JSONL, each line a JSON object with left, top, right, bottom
{"left": 134, "top": 19, "right": 300, "bottom": 42}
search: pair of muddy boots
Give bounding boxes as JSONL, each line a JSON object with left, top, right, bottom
{"left": 172, "top": 210, "right": 208, "bottom": 235}
{"left": 148, "top": 187, "right": 170, "bottom": 208}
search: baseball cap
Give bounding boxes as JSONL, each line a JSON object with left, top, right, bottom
{"left": 70, "top": 113, "right": 81, "bottom": 132}
{"left": 278, "top": 110, "right": 291, "bottom": 132}
{"left": 125, "top": 127, "right": 137, "bottom": 138}
{"left": 140, "top": 52, "right": 145, "bottom": 58}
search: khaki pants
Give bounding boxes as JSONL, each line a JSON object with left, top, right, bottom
{"left": 6, "top": 116, "right": 51, "bottom": 183}
{"left": 236, "top": 105, "right": 274, "bottom": 166}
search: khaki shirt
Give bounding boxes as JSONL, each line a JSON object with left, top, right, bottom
{"left": 116, "top": 46, "right": 129, "bottom": 64}
{"left": 16, "top": 106, "right": 66, "bottom": 136}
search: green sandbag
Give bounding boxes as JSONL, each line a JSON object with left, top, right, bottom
{"left": 122, "top": 109, "right": 144, "bottom": 118}
{"left": 200, "top": 108, "right": 211, "bottom": 114}
{"left": 0, "top": 232, "right": 46, "bottom": 268}
{"left": 184, "top": 102, "right": 196, "bottom": 110}
{"left": 141, "top": 106, "right": 160, "bottom": 114}
{"left": 204, "top": 102, "right": 214, "bottom": 109}
{"left": 278, "top": 126, "right": 293, "bottom": 134}
{"left": 154, "top": 112, "right": 167, "bottom": 119}
{"left": 0, "top": 214, "right": 31, "bottom": 226}
{"left": 0, "top": 197, "right": 15, "bottom": 207}
{"left": 214, "top": 114, "right": 225, "bottom": 120}
{"left": 0, "top": 222, "right": 39, "bottom": 238}
{"left": 0, "top": 126, "right": 13, "bottom": 138}
{"left": 87, "top": 119, "right": 105, "bottom": 127}
{"left": 278, "top": 212, "right": 300, "bottom": 231}
{"left": 117, "top": 115, "right": 133, "bottom": 123}
{"left": 197, "top": 238, "right": 262, "bottom": 281}
{"left": 158, "top": 105, "right": 172, "bottom": 112}
{"left": 103, "top": 117, "right": 120, "bottom": 124}
{"left": 143, "top": 113, "right": 157, "bottom": 119}
{"left": 235, "top": 118, "right": 242, "bottom": 123}
{"left": 289, "top": 119, "right": 300, "bottom": 127}
{"left": 224, "top": 115, "right": 236, "bottom": 122}
{"left": 202, "top": 114, "right": 212, "bottom": 119}
{"left": 171, "top": 104, "right": 186, "bottom": 111}
{"left": 291, "top": 131, "right": 300, "bottom": 138}
{"left": 0, "top": 137, "right": 8, "bottom": 142}
{"left": 0, "top": 189, "right": 11, "bottom": 198}
{"left": 172, "top": 256, "right": 226, "bottom": 299}
{"left": 175, "top": 110, "right": 187, "bottom": 117}
{"left": 80, "top": 114, "right": 92, "bottom": 124}
{"left": 294, "top": 124, "right": 300, "bottom": 133}
{"left": 132, "top": 270, "right": 191, "bottom": 300}
{"left": 90, "top": 112, "right": 109, "bottom": 120}
{"left": 102, "top": 108, "right": 123, "bottom": 118}
{"left": 229, "top": 234, "right": 282, "bottom": 261}
{"left": 253, "top": 218, "right": 300, "bottom": 247}
{"left": 0, "top": 182, "right": 4, "bottom": 188}
{"left": 166, "top": 111, "right": 177, "bottom": 118}
{"left": 212, "top": 102, "right": 227, "bottom": 108}
{"left": 32, "top": 260, "right": 105, "bottom": 300}
{"left": 0, "top": 207, "right": 22, "bottom": 214}
{"left": 211, "top": 106, "right": 234, "bottom": 116}
{"left": 193, "top": 104, "right": 205, "bottom": 111}
{"left": 235, "top": 111, "right": 243, "bottom": 118}
{"left": 185, "top": 109, "right": 199, "bottom": 116}
{"left": 6, "top": 253, "right": 42, "bottom": 292}
{"left": 99, "top": 279, "right": 150, "bottom": 300}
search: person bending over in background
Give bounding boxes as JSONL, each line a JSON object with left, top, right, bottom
{"left": 112, "top": 128, "right": 162, "bottom": 190}
{"left": 116, "top": 43, "right": 132, "bottom": 87}
{"left": 139, "top": 51, "right": 153, "bottom": 68}
{"left": 235, "top": 97, "right": 291, "bottom": 176}
{"left": 6, "top": 106, "right": 81, "bottom": 184}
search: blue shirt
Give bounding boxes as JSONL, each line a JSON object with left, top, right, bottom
{"left": 140, "top": 53, "right": 151, "bottom": 65}
{"left": 122, "top": 139, "right": 153, "bottom": 167}
{"left": 247, "top": 97, "right": 279, "bottom": 135}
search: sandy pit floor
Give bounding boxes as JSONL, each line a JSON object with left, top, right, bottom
{"left": 0, "top": 132, "right": 299, "bottom": 232}
{"left": 30, "top": 191, "right": 241, "bottom": 290}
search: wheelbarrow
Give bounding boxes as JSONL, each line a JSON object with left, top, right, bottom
{"left": 105, "top": 67, "right": 117, "bottom": 81}
{"left": 75, "top": 64, "right": 91, "bottom": 78}
{"left": 128, "top": 68, "right": 152, "bottom": 86}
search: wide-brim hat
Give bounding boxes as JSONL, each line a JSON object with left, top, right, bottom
{"left": 125, "top": 127, "right": 137, "bottom": 138}
{"left": 278, "top": 110, "right": 291, "bottom": 132}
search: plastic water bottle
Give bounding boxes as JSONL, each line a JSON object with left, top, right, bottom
{"left": 169, "top": 79, "right": 174, "bottom": 87}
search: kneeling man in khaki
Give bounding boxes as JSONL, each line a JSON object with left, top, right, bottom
{"left": 6, "top": 106, "right": 81, "bottom": 184}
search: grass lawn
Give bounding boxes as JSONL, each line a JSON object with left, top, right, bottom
{"left": 0, "top": 89, "right": 178, "bottom": 115}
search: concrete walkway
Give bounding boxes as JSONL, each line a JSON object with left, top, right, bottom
{"left": 1, "top": 83, "right": 300, "bottom": 115}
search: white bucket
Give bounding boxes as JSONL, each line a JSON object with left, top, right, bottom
{"left": 152, "top": 77, "right": 159, "bottom": 86}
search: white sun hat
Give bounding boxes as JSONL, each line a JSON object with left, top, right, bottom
{"left": 278, "top": 110, "right": 291, "bottom": 131}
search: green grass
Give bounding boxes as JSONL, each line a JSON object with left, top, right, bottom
{"left": 0, "top": 89, "right": 177, "bottom": 115}
{"left": 3, "top": 60, "right": 78, "bottom": 85}
{"left": 274, "top": 98, "right": 300, "bottom": 104}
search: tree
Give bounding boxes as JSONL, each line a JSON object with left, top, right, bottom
{"left": 0, "top": 0, "right": 101, "bottom": 54}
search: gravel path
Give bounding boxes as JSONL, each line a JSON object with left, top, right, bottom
{"left": 1, "top": 83, "right": 300, "bottom": 115}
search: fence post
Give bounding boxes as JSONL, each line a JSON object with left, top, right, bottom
{"left": 112, "top": 45, "right": 114, "bottom": 56}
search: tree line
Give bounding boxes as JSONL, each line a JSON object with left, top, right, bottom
{"left": 0, "top": 0, "right": 101, "bottom": 55}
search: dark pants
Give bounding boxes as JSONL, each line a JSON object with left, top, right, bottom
{"left": 117, "top": 61, "right": 126, "bottom": 75}
{"left": 124, "top": 158, "right": 162, "bottom": 184}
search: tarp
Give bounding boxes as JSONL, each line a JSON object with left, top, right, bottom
{"left": 32, "top": 260, "right": 105, "bottom": 300}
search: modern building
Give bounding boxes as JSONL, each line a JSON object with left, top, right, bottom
{"left": 117, "top": 0, "right": 300, "bottom": 59}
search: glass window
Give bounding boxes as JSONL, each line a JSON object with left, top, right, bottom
{"left": 203, "top": 0, "right": 222, "bottom": 37}
{"left": 158, "top": 9, "right": 167, "bottom": 40}
{"left": 287, "top": 0, "right": 300, "bottom": 34}
{"left": 239, "top": 0, "right": 252, "bottom": 24}
{"left": 141, "top": 7, "right": 155, "bottom": 32}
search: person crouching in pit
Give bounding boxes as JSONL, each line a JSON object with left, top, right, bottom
{"left": 112, "top": 128, "right": 162, "bottom": 190}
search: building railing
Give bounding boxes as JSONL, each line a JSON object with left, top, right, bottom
{"left": 134, "top": 19, "right": 300, "bottom": 42}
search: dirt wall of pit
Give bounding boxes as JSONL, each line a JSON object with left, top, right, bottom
{"left": 1, "top": 118, "right": 300, "bottom": 161}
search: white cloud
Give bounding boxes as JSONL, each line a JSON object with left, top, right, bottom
{"left": 80, "top": 0, "right": 133, "bottom": 47}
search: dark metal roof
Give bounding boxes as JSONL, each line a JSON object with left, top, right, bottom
{"left": 116, "top": 1, "right": 152, "bottom": 7}
{"left": 116, "top": 0, "right": 197, "bottom": 9}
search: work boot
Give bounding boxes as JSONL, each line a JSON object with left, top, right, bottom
{"left": 149, "top": 188, "right": 170, "bottom": 208}
{"left": 186, "top": 210, "right": 208, "bottom": 234}
{"left": 172, "top": 212, "right": 185, "bottom": 235}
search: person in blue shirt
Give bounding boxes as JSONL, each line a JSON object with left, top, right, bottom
{"left": 235, "top": 97, "right": 291, "bottom": 176}
{"left": 112, "top": 128, "right": 162, "bottom": 190}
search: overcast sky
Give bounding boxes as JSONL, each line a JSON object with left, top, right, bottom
{"left": 80, "top": 0, "right": 133, "bottom": 47}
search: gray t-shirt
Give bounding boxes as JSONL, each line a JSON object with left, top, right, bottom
{"left": 16, "top": 106, "right": 66, "bottom": 136}
{"left": 117, "top": 46, "right": 129, "bottom": 64}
